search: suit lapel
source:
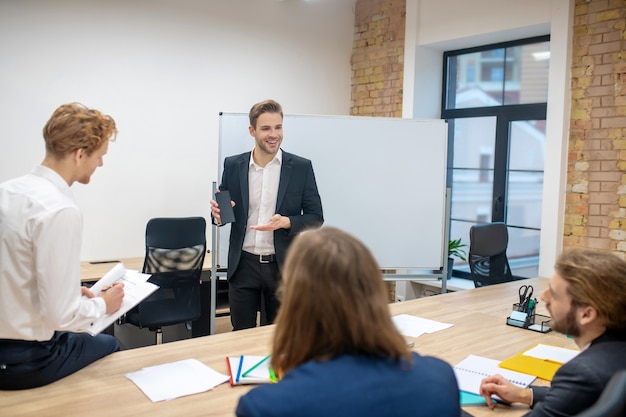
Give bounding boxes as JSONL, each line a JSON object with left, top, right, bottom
{"left": 276, "top": 151, "right": 293, "bottom": 210}
{"left": 238, "top": 153, "right": 251, "bottom": 214}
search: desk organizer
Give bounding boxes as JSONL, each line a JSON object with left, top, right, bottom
{"left": 506, "top": 303, "right": 552, "bottom": 333}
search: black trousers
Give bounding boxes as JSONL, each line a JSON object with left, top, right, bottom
{"left": 229, "top": 252, "right": 281, "bottom": 331}
{"left": 0, "top": 331, "right": 119, "bottom": 390}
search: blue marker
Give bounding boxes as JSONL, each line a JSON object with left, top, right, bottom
{"left": 235, "top": 355, "right": 244, "bottom": 383}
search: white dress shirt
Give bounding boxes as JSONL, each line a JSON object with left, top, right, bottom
{"left": 242, "top": 150, "right": 282, "bottom": 255}
{"left": 0, "top": 165, "right": 105, "bottom": 341}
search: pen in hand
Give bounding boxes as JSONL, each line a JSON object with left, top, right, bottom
{"left": 100, "top": 282, "right": 120, "bottom": 293}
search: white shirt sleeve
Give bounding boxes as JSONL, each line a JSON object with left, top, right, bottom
{"left": 34, "top": 205, "right": 106, "bottom": 331}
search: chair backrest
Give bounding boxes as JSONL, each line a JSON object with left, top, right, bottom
{"left": 143, "top": 217, "right": 207, "bottom": 275}
{"left": 128, "top": 217, "right": 206, "bottom": 330}
{"left": 468, "top": 222, "right": 513, "bottom": 287}
{"left": 574, "top": 370, "right": 626, "bottom": 417}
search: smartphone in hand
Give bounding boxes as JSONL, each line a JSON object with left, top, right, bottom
{"left": 215, "top": 190, "right": 236, "bottom": 224}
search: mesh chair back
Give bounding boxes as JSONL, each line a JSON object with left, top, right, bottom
{"left": 469, "top": 222, "right": 513, "bottom": 287}
{"left": 126, "top": 217, "right": 206, "bottom": 330}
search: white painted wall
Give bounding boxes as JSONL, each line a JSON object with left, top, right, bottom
{"left": 0, "top": 0, "right": 355, "bottom": 260}
{"left": 403, "top": 0, "right": 573, "bottom": 279}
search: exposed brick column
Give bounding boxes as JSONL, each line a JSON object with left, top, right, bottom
{"left": 566, "top": 0, "right": 626, "bottom": 253}
{"left": 352, "top": 0, "right": 406, "bottom": 300}
{"left": 351, "top": 0, "right": 406, "bottom": 117}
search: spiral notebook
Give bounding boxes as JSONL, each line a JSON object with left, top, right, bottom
{"left": 454, "top": 354, "right": 536, "bottom": 395}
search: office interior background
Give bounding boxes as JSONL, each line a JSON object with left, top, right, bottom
{"left": 0, "top": 0, "right": 622, "bottom": 285}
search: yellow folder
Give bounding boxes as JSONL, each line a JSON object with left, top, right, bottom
{"left": 499, "top": 354, "right": 562, "bottom": 381}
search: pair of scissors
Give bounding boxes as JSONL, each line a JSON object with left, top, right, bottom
{"left": 518, "top": 284, "right": 534, "bottom": 311}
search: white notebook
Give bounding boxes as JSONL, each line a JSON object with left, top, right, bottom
{"left": 454, "top": 354, "right": 536, "bottom": 395}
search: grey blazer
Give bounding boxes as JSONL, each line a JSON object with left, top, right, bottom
{"left": 526, "top": 330, "right": 626, "bottom": 416}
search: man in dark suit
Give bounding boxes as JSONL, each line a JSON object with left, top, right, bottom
{"left": 479, "top": 248, "right": 626, "bottom": 416}
{"left": 210, "top": 99, "right": 323, "bottom": 331}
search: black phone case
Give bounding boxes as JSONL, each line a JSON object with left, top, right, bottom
{"left": 215, "top": 190, "right": 236, "bottom": 224}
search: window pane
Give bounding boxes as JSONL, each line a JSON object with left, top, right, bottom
{"left": 452, "top": 51, "right": 504, "bottom": 108}
{"left": 504, "top": 42, "right": 550, "bottom": 105}
{"left": 506, "top": 171, "right": 543, "bottom": 229}
{"left": 508, "top": 120, "right": 546, "bottom": 171}
{"left": 449, "top": 219, "right": 472, "bottom": 267}
{"left": 507, "top": 227, "right": 539, "bottom": 278}
{"left": 452, "top": 117, "right": 496, "bottom": 169}
{"left": 507, "top": 120, "right": 545, "bottom": 230}
{"left": 451, "top": 171, "right": 493, "bottom": 222}
{"left": 451, "top": 117, "right": 496, "bottom": 222}
{"left": 447, "top": 40, "right": 550, "bottom": 109}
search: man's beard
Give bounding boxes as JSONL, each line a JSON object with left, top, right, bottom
{"left": 549, "top": 305, "right": 580, "bottom": 337}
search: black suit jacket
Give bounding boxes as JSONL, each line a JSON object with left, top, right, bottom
{"left": 217, "top": 150, "right": 323, "bottom": 278}
{"left": 526, "top": 330, "right": 626, "bottom": 416}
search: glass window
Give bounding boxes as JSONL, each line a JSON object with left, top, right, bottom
{"left": 446, "top": 39, "right": 549, "bottom": 110}
{"left": 443, "top": 36, "right": 549, "bottom": 281}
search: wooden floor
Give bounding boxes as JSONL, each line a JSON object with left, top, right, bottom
{"left": 214, "top": 314, "right": 232, "bottom": 334}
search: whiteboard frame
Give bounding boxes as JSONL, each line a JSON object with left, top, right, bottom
{"left": 214, "top": 112, "right": 449, "bottom": 269}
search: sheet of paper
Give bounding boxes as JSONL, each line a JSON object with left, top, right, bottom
{"left": 454, "top": 354, "right": 536, "bottom": 395}
{"left": 392, "top": 314, "right": 453, "bottom": 338}
{"left": 86, "top": 262, "right": 126, "bottom": 294}
{"left": 126, "top": 359, "right": 230, "bottom": 402}
{"left": 522, "top": 344, "right": 579, "bottom": 363}
{"left": 84, "top": 264, "right": 158, "bottom": 335}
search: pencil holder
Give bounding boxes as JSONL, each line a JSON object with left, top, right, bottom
{"left": 506, "top": 303, "right": 551, "bottom": 333}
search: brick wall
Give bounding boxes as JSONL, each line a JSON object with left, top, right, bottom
{"left": 351, "top": 0, "right": 406, "bottom": 117}
{"left": 566, "top": 0, "right": 626, "bottom": 254}
{"left": 352, "top": 0, "right": 407, "bottom": 300}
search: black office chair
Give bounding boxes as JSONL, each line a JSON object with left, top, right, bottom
{"left": 122, "top": 217, "right": 206, "bottom": 344}
{"left": 468, "top": 222, "right": 513, "bottom": 287}
{"left": 574, "top": 370, "right": 626, "bottom": 417}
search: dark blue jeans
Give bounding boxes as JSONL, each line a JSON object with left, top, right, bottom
{"left": 0, "top": 331, "right": 119, "bottom": 390}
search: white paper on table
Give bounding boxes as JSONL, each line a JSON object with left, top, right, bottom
{"left": 125, "top": 358, "right": 230, "bottom": 402}
{"left": 522, "top": 344, "right": 579, "bottom": 363}
{"left": 392, "top": 314, "right": 453, "bottom": 338}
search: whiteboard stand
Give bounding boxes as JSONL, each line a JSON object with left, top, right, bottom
{"left": 209, "top": 181, "right": 218, "bottom": 335}
{"left": 382, "top": 187, "right": 452, "bottom": 294}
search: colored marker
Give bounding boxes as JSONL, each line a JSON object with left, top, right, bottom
{"left": 269, "top": 366, "right": 278, "bottom": 383}
{"left": 242, "top": 355, "right": 271, "bottom": 378}
{"left": 235, "top": 355, "right": 244, "bottom": 383}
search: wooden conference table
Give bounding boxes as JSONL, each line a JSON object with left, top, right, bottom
{"left": 80, "top": 256, "right": 214, "bottom": 283}
{"left": 0, "top": 277, "right": 577, "bottom": 417}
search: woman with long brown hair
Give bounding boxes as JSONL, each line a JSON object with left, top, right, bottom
{"left": 236, "top": 226, "right": 459, "bottom": 417}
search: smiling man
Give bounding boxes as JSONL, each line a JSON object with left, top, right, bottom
{"left": 0, "top": 103, "right": 125, "bottom": 390}
{"left": 210, "top": 99, "right": 323, "bottom": 331}
{"left": 479, "top": 248, "right": 626, "bottom": 416}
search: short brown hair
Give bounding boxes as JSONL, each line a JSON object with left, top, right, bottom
{"left": 270, "top": 227, "right": 412, "bottom": 377}
{"left": 555, "top": 248, "right": 626, "bottom": 332}
{"left": 43, "top": 102, "right": 117, "bottom": 158}
{"left": 248, "top": 99, "right": 283, "bottom": 129}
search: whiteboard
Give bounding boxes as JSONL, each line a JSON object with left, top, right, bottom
{"left": 216, "top": 113, "right": 448, "bottom": 269}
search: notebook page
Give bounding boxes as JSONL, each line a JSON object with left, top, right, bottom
{"left": 454, "top": 354, "right": 536, "bottom": 395}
